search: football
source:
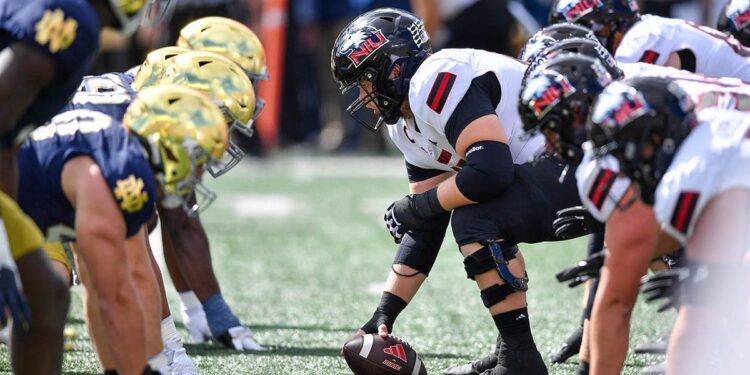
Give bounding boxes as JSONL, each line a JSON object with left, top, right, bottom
{"left": 342, "top": 334, "right": 427, "bottom": 375}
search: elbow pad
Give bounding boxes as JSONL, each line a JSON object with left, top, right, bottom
{"left": 456, "top": 141, "right": 514, "bottom": 202}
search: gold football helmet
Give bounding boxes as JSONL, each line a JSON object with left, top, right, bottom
{"left": 157, "top": 50, "right": 256, "bottom": 177}
{"left": 176, "top": 16, "right": 269, "bottom": 119}
{"left": 122, "top": 84, "right": 228, "bottom": 216}
{"left": 132, "top": 46, "right": 191, "bottom": 91}
{"left": 108, "top": 0, "right": 174, "bottom": 36}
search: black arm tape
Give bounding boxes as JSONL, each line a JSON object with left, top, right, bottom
{"left": 480, "top": 283, "right": 517, "bottom": 307}
{"left": 361, "top": 292, "right": 408, "bottom": 333}
{"left": 456, "top": 141, "right": 514, "bottom": 202}
{"left": 412, "top": 187, "right": 447, "bottom": 220}
{"left": 393, "top": 211, "right": 450, "bottom": 276}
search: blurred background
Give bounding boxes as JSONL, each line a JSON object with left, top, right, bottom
{"left": 92, "top": 0, "right": 725, "bottom": 157}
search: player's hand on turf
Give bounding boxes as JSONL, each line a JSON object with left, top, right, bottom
{"left": 640, "top": 268, "right": 687, "bottom": 312}
{"left": 0, "top": 266, "right": 30, "bottom": 329}
{"left": 552, "top": 206, "right": 605, "bottom": 240}
{"left": 555, "top": 250, "right": 605, "bottom": 288}
{"left": 216, "top": 326, "right": 261, "bottom": 351}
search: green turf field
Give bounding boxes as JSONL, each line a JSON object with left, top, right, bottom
{"left": 5, "top": 155, "right": 674, "bottom": 374}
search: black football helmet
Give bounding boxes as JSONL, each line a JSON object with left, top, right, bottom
{"left": 549, "top": 0, "right": 640, "bottom": 53}
{"left": 717, "top": 0, "right": 750, "bottom": 47}
{"left": 519, "top": 54, "right": 615, "bottom": 166}
{"left": 331, "top": 8, "right": 432, "bottom": 131}
{"left": 587, "top": 77, "right": 696, "bottom": 204}
{"left": 538, "top": 38, "right": 623, "bottom": 79}
{"left": 519, "top": 23, "right": 596, "bottom": 63}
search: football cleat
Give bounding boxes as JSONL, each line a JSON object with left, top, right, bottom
{"left": 165, "top": 346, "right": 198, "bottom": 375}
{"left": 443, "top": 333, "right": 501, "bottom": 375}
{"left": 549, "top": 326, "right": 583, "bottom": 363}
{"left": 215, "top": 325, "right": 262, "bottom": 351}
{"left": 181, "top": 307, "right": 211, "bottom": 344}
{"left": 481, "top": 347, "right": 548, "bottom": 375}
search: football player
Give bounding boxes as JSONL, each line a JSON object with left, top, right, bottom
{"left": 158, "top": 16, "right": 270, "bottom": 350}
{"left": 522, "top": 53, "right": 750, "bottom": 373}
{"left": 549, "top": 0, "right": 750, "bottom": 81}
{"left": 331, "top": 8, "right": 606, "bottom": 375}
{"left": 717, "top": 0, "right": 750, "bottom": 47}
{"left": 66, "top": 47, "right": 262, "bottom": 353}
{"left": 518, "top": 53, "right": 613, "bottom": 374}
{"left": 589, "top": 77, "right": 750, "bottom": 375}
{"left": 0, "top": 0, "right": 164, "bottom": 373}
{"left": 16, "top": 84, "right": 227, "bottom": 375}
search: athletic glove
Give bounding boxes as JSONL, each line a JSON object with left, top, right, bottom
{"left": 553, "top": 206, "right": 605, "bottom": 240}
{"left": 384, "top": 188, "right": 446, "bottom": 244}
{"left": 555, "top": 250, "right": 605, "bottom": 288}
{"left": 640, "top": 268, "right": 687, "bottom": 313}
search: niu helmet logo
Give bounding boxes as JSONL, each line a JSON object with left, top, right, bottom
{"left": 384, "top": 344, "right": 407, "bottom": 362}
{"left": 531, "top": 76, "right": 573, "bottom": 118}
{"left": 348, "top": 30, "right": 389, "bottom": 67}
{"left": 613, "top": 96, "right": 645, "bottom": 125}
{"left": 732, "top": 9, "right": 750, "bottom": 28}
{"left": 563, "top": 0, "right": 600, "bottom": 21}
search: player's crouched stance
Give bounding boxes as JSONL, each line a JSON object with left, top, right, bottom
{"left": 16, "top": 85, "right": 228, "bottom": 375}
{"left": 589, "top": 77, "right": 750, "bottom": 374}
{"left": 331, "top": 8, "right": 595, "bottom": 375}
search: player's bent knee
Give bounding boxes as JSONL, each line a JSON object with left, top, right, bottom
{"left": 463, "top": 240, "right": 529, "bottom": 308}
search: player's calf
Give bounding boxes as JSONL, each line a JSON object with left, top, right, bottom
{"left": 12, "top": 250, "right": 70, "bottom": 375}
{"left": 461, "top": 240, "right": 547, "bottom": 375}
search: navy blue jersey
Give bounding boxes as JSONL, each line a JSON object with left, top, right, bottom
{"left": 0, "top": 0, "right": 100, "bottom": 145}
{"left": 64, "top": 71, "right": 137, "bottom": 120}
{"left": 17, "top": 110, "right": 156, "bottom": 239}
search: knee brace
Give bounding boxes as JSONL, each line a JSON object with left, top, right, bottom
{"left": 463, "top": 240, "right": 529, "bottom": 307}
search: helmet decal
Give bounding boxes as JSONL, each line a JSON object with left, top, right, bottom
{"left": 339, "top": 27, "right": 390, "bottom": 67}
{"left": 592, "top": 83, "right": 650, "bottom": 128}
{"left": 560, "top": 0, "right": 602, "bottom": 22}
{"left": 525, "top": 72, "right": 575, "bottom": 119}
{"left": 408, "top": 19, "right": 429, "bottom": 48}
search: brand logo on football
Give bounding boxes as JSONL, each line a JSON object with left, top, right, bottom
{"left": 347, "top": 30, "right": 389, "bottom": 67}
{"left": 384, "top": 344, "right": 408, "bottom": 362}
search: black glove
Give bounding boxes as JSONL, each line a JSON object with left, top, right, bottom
{"left": 553, "top": 206, "right": 605, "bottom": 240}
{"left": 384, "top": 188, "right": 446, "bottom": 244}
{"left": 640, "top": 268, "right": 687, "bottom": 313}
{"left": 360, "top": 292, "right": 407, "bottom": 334}
{"left": 0, "top": 267, "right": 30, "bottom": 328}
{"left": 555, "top": 250, "right": 605, "bottom": 288}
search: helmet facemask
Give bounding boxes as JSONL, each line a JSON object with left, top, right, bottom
{"left": 150, "top": 135, "right": 217, "bottom": 216}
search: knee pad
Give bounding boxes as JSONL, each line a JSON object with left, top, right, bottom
{"left": 463, "top": 240, "right": 529, "bottom": 308}
{"left": 393, "top": 211, "right": 450, "bottom": 276}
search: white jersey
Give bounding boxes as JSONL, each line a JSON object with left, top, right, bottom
{"left": 653, "top": 109, "right": 750, "bottom": 245}
{"left": 578, "top": 64, "right": 750, "bottom": 221}
{"left": 387, "top": 49, "right": 544, "bottom": 172}
{"left": 616, "top": 15, "right": 750, "bottom": 81}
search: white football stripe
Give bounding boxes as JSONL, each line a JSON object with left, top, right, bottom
{"left": 412, "top": 356, "right": 422, "bottom": 375}
{"left": 359, "top": 334, "right": 374, "bottom": 358}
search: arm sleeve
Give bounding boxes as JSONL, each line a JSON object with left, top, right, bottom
{"left": 444, "top": 72, "right": 502, "bottom": 148}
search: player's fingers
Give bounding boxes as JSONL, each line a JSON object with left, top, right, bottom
{"left": 377, "top": 324, "right": 389, "bottom": 338}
